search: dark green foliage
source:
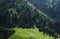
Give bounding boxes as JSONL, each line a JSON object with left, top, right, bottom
{"left": 0, "top": 0, "right": 37, "bottom": 28}
{"left": 0, "top": 27, "right": 15, "bottom": 39}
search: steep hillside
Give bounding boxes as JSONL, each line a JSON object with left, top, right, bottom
{"left": 0, "top": 0, "right": 60, "bottom": 39}
{"left": 27, "top": 0, "right": 60, "bottom": 24}
{"left": 0, "top": 0, "right": 55, "bottom": 28}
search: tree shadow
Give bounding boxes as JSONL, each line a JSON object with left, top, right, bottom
{"left": 0, "top": 27, "right": 15, "bottom": 39}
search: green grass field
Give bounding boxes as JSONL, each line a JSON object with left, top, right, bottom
{"left": 8, "top": 27, "right": 54, "bottom": 39}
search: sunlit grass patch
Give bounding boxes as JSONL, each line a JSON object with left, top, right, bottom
{"left": 9, "top": 27, "right": 54, "bottom": 39}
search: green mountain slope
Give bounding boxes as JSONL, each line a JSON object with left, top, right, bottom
{"left": 0, "top": 0, "right": 60, "bottom": 39}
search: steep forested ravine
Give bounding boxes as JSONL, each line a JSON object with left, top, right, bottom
{"left": 0, "top": 0, "right": 60, "bottom": 39}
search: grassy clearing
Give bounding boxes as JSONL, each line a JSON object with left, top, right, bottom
{"left": 8, "top": 27, "right": 54, "bottom": 39}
